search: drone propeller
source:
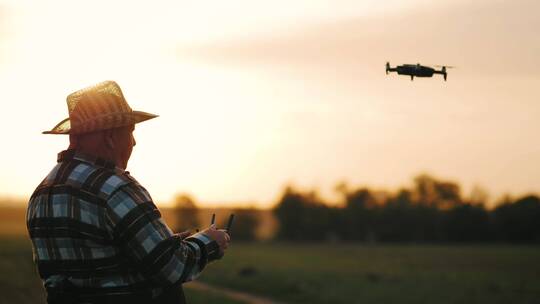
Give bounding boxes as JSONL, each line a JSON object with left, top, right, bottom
{"left": 434, "top": 65, "right": 455, "bottom": 68}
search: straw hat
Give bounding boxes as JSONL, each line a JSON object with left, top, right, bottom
{"left": 43, "top": 81, "right": 158, "bottom": 135}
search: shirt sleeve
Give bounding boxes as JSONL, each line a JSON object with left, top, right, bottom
{"left": 106, "top": 182, "right": 217, "bottom": 286}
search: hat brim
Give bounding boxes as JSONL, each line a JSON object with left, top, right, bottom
{"left": 42, "top": 111, "right": 158, "bottom": 135}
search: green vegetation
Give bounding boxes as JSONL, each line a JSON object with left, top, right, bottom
{"left": 0, "top": 237, "right": 44, "bottom": 303}
{"left": 200, "top": 243, "right": 540, "bottom": 304}
{"left": 2, "top": 237, "right": 539, "bottom": 304}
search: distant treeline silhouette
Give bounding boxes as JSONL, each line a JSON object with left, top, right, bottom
{"left": 273, "top": 174, "right": 540, "bottom": 243}
{"left": 172, "top": 194, "right": 260, "bottom": 241}
{"left": 169, "top": 174, "right": 539, "bottom": 243}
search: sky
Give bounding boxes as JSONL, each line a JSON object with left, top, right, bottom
{"left": 0, "top": 0, "right": 539, "bottom": 208}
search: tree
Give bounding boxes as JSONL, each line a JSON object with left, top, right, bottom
{"left": 444, "top": 204, "right": 493, "bottom": 242}
{"left": 469, "top": 185, "right": 490, "bottom": 206}
{"left": 413, "top": 174, "right": 462, "bottom": 209}
{"left": 225, "top": 208, "right": 260, "bottom": 241}
{"left": 376, "top": 189, "right": 416, "bottom": 242}
{"left": 343, "top": 188, "right": 377, "bottom": 241}
{"left": 494, "top": 195, "right": 540, "bottom": 243}
{"left": 274, "top": 186, "right": 335, "bottom": 241}
{"left": 173, "top": 193, "right": 200, "bottom": 233}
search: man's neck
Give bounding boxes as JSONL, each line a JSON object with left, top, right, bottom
{"left": 68, "top": 144, "right": 120, "bottom": 169}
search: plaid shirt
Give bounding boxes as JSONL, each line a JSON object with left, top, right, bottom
{"left": 27, "top": 149, "right": 216, "bottom": 300}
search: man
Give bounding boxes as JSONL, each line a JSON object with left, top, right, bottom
{"left": 27, "top": 81, "right": 230, "bottom": 304}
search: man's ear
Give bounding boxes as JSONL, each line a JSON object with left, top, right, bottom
{"left": 104, "top": 130, "right": 115, "bottom": 150}
{"left": 68, "top": 134, "right": 79, "bottom": 149}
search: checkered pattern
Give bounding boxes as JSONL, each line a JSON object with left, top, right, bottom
{"left": 27, "top": 149, "right": 214, "bottom": 299}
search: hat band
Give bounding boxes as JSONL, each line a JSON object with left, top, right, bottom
{"left": 71, "top": 110, "right": 133, "bottom": 124}
{"left": 71, "top": 112, "right": 138, "bottom": 134}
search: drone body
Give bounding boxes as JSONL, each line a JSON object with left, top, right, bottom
{"left": 386, "top": 62, "right": 450, "bottom": 81}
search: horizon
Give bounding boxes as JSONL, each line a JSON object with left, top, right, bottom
{"left": 1, "top": 171, "right": 536, "bottom": 209}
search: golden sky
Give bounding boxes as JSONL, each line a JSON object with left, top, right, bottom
{"left": 0, "top": 0, "right": 539, "bottom": 208}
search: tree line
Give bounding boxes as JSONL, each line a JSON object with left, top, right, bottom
{"left": 173, "top": 174, "right": 540, "bottom": 243}
{"left": 172, "top": 193, "right": 261, "bottom": 241}
{"left": 273, "top": 174, "right": 540, "bottom": 243}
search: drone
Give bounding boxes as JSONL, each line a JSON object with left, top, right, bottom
{"left": 385, "top": 62, "right": 453, "bottom": 81}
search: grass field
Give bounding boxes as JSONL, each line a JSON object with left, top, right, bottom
{"left": 1, "top": 237, "right": 539, "bottom": 304}
{"left": 200, "top": 242, "right": 540, "bottom": 304}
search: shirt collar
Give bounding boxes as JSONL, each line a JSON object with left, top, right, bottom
{"left": 57, "top": 149, "right": 125, "bottom": 174}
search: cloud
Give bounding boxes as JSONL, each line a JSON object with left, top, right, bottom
{"left": 179, "top": 0, "right": 540, "bottom": 77}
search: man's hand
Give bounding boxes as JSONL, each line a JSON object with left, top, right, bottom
{"left": 201, "top": 224, "right": 231, "bottom": 254}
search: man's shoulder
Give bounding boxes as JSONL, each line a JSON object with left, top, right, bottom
{"left": 30, "top": 152, "right": 154, "bottom": 207}
{"left": 104, "top": 173, "right": 156, "bottom": 223}
{"left": 37, "top": 159, "right": 144, "bottom": 199}
{"left": 98, "top": 173, "right": 132, "bottom": 197}
{"left": 102, "top": 171, "right": 153, "bottom": 205}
